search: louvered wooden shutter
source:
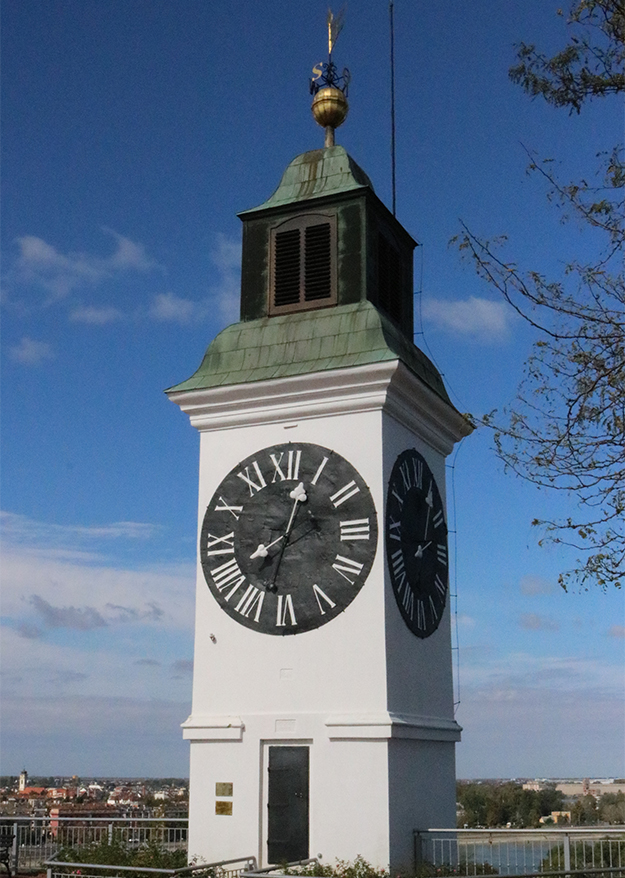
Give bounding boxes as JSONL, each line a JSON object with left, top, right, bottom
{"left": 304, "top": 223, "right": 332, "bottom": 301}
{"left": 270, "top": 215, "right": 336, "bottom": 314}
{"left": 274, "top": 229, "right": 301, "bottom": 308}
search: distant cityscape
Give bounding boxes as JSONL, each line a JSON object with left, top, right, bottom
{"left": 0, "top": 770, "right": 189, "bottom": 816}
{"left": 1, "top": 771, "right": 623, "bottom": 826}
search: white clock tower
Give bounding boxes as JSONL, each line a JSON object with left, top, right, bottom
{"left": 168, "top": 57, "right": 472, "bottom": 873}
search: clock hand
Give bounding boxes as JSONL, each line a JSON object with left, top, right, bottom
{"left": 415, "top": 541, "right": 432, "bottom": 559}
{"left": 423, "top": 482, "right": 434, "bottom": 538}
{"left": 250, "top": 534, "right": 284, "bottom": 559}
{"left": 284, "top": 482, "right": 307, "bottom": 534}
{"left": 252, "top": 483, "right": 308, "bottom": 561}
{"left": 268, "top": 482, "right": 308, "bottom": 589}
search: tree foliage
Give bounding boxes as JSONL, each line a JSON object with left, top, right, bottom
{"left": 456, "top": 781, "right": 565, "bottom": 828}
{"left": 509, "top": 0, "right": 625, "bottom": 112}
{"left": 458, "top": 0, "right": 625, "bottom": 590}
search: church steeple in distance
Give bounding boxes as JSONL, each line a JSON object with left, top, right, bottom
{"left": 310, "top": 7, "right": 350, "bottom": 147}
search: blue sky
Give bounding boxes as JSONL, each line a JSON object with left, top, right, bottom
{"left": 1, "top": 0, "right": 623, "bottom": 780}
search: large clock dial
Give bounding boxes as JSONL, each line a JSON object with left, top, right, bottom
{"left": 386, "top": 449, "right": 448, "bottom": 638}
{"left": 200, "top": 442, "right": 377, "bottom": 635}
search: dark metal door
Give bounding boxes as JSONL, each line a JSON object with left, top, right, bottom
{"left": 267, "top": 746, "right": 309, "bottom": 864}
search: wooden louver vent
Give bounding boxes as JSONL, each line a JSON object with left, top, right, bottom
{"left": 378, "top": 233, "right": 403, "bottom": 325}
{"left": 274, "top": 229, "right": 301, "bottom": 308}
{"left": 271, "top": 216, "right": 336, "bottom": 314}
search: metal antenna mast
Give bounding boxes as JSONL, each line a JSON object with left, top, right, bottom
{"left": 389, "top": 0, "right": 397, "bottom": 216}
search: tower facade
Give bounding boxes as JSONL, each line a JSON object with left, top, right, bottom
{"left": 168, "top": 145, "right": 471, "bottom": 871}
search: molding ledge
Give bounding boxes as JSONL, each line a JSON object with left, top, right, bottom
{"left": 181, "top": 715, "right": 244, "bottom": 741}
{"left": 325, "top": 712, "right": 462, "bottom": 742}
{"left": 168, "top": 361, "right": 472, "bottom": 453}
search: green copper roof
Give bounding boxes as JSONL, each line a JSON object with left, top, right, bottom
{"left": 166, "top": 301, "right": 451, "bottom": 405}
{"left": 239, "top": 146, "right": 374, "bottom": 214}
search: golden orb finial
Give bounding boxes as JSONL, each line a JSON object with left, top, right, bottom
{"left": 311, "top": 87, "right": 349, "bottom": 147}
{"left": 309, "top": 7, "right": 350, "bottom": 148}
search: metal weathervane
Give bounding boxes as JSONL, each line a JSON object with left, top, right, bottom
{"left": 310, "top": 6, "right": 350, "bottom": 97}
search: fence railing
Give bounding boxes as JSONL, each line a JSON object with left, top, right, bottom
{"left": 415, "top": 828, "right": 625, "bottom": 877}
{"left": 45, "top": 856, "right": 256, "bottom": 878}
{"left": 0, "top": 817, "right": 188, "bottom": 873}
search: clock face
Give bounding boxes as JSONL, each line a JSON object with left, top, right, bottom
{"left": 385, "top": 449, "right": 448, "bottom": 638}
{"left": 200, "top": 442, "right": 377, "bottom": 635}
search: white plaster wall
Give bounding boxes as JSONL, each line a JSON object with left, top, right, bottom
{"left": 387, "top": 739, "right": 458, "bottom": 871}
{"left": 190, "top": 409, "right": 389, "bottom": 721}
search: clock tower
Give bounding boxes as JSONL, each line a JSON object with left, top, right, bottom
{"left": 167, "top": 38, "right": 472, "bottom": 873}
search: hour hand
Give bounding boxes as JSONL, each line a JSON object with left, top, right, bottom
{"left": 415, "top": 541, "right": 432, "bottom": 559}
{"left": 250, "top": 534, "right": 284, "bottom": 559}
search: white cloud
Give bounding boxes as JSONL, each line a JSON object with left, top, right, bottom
{"left": 1, "top": 510, "right": 159, "bottom": 547}
{"left": 171, "top": 659, "right": 193, "bottom": 678}
{"left": 461, "top": 651, "right": 622, "bottom": 694}
{"left": 210, "top": 233, "right": 241, "bottom": 325}
{"left": 150, "top": 291, "right": 202, "bottom": 323}
{"left": 422, "top": 295, "right": 511, "bottom": 340}
{"left": 1, "top": 512, "right": 194, "bottom": 650}
{"left": 519, "top": 612, "right": 560, "bottom": 632}
{"left": 8, "top": 336, "right": 54, "bottom": 365}
{"left": 8, "top": 229, "right": 161, "bottom": 302}
{"left": 456, "top": 685, "right": 624, "bottom": 778}
{"left": 608, "top": 625, "right": 625, "bottom": 638}
{"left": 69, "top": 305, "right": 123, "bottom": 324}
{"left": 0, "top": 694, "right": 190, "bottom": 776}
{"left": 520, "top": 574, "right": 556, "bottom": 595}
{"left": 148, "top": 233, "right": 241, "bottom": 327}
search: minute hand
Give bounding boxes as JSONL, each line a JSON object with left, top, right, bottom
{"left": 268, "top": 482, "right": 308, "bottom": 588}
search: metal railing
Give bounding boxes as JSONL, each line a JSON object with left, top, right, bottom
{"left": 415, "top": 828, "right": 625, "bottom": 877}
{"left": 45, "top": 856, "right": 256, "bottom": 878}
{"left": 0, "top": 817, "right": 188, "bottom": 873}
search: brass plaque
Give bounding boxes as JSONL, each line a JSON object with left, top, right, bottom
{"left": 215, "top": 801, "right": 233, "bottom": 815}
{"left": 215, "top": 782, "right": 233, "bottom": 797}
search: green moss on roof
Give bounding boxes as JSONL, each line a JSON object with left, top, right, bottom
{"left": 239, "top": 146, "right": 373, "bottom": 214}
{"left": 166, "top": 301, "right": 452, "bottom": 406}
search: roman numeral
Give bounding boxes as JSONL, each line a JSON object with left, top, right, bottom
{"left": 311, "top": 455, "right": 329, "bottom": 486}
{"left": 412, "top": 457, "right": 423, "bottom": 489}
{"left": 399, "top": 462, "right": 412, "bottom": 492}
{"left": 210, "top": 558, "right": 245, "bottom": 601}
{"left": 437, "top": 543, "right": 448, "bottom": 566}
{"left": 214, "top": 497, "right": 243, "bottom": 520}
{"left": 340, "top": 518, "right": 371, "bottom": 541}
{"left": 433, "top": 508, "right": 444, "bottom": 528}
{"left": 428, "top": 594, "right": 440, "bottom": 623}
{"left": 332, "top": 554, "right": 364, "bottom": 585}
{"left": 330, "top": 480, "right": 360, "bottom": 507}
{"left": 416, "top": 600, "right": 426, "bottom": 630}
{"left": 435, "top": 573, "right": 447, "bottom": 597}
{"left": 237, "top": 460, "right": 266, "bottom": 496}
{"left": 234, "top": 585, "right": 264, "bottom": 622}
{"left": 312, "top": 583, "right": 336, "bottom": 615}
{"left": 391, "top": 488, "right": 404, "bottom": 508}
{"left": 388, "top": 518, "right": 402, "bottom": 541}
{"left": 391, "top": 548, "right": 407, "bottom": 591}
{"left": 204, "top": 531, "right": 235, "bottom": 557}
{"left": 270, "top": 449, "right": 302, "bottom": 482}
{"left": 276, "top": 594, "right": 297, "bottom": 627}
{"left": 402, "top": 586, "right": 414, "bottom": 620}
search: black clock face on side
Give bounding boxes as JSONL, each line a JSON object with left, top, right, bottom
{"left": 385, "top": 449, "right": 448, "bottom": 638}
{"left": 200, "top": 442, "right": 377, "bottom": 635}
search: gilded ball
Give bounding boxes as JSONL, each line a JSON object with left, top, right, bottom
{"left": 311, "top": 87, "right": 349, "bottom": 129}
